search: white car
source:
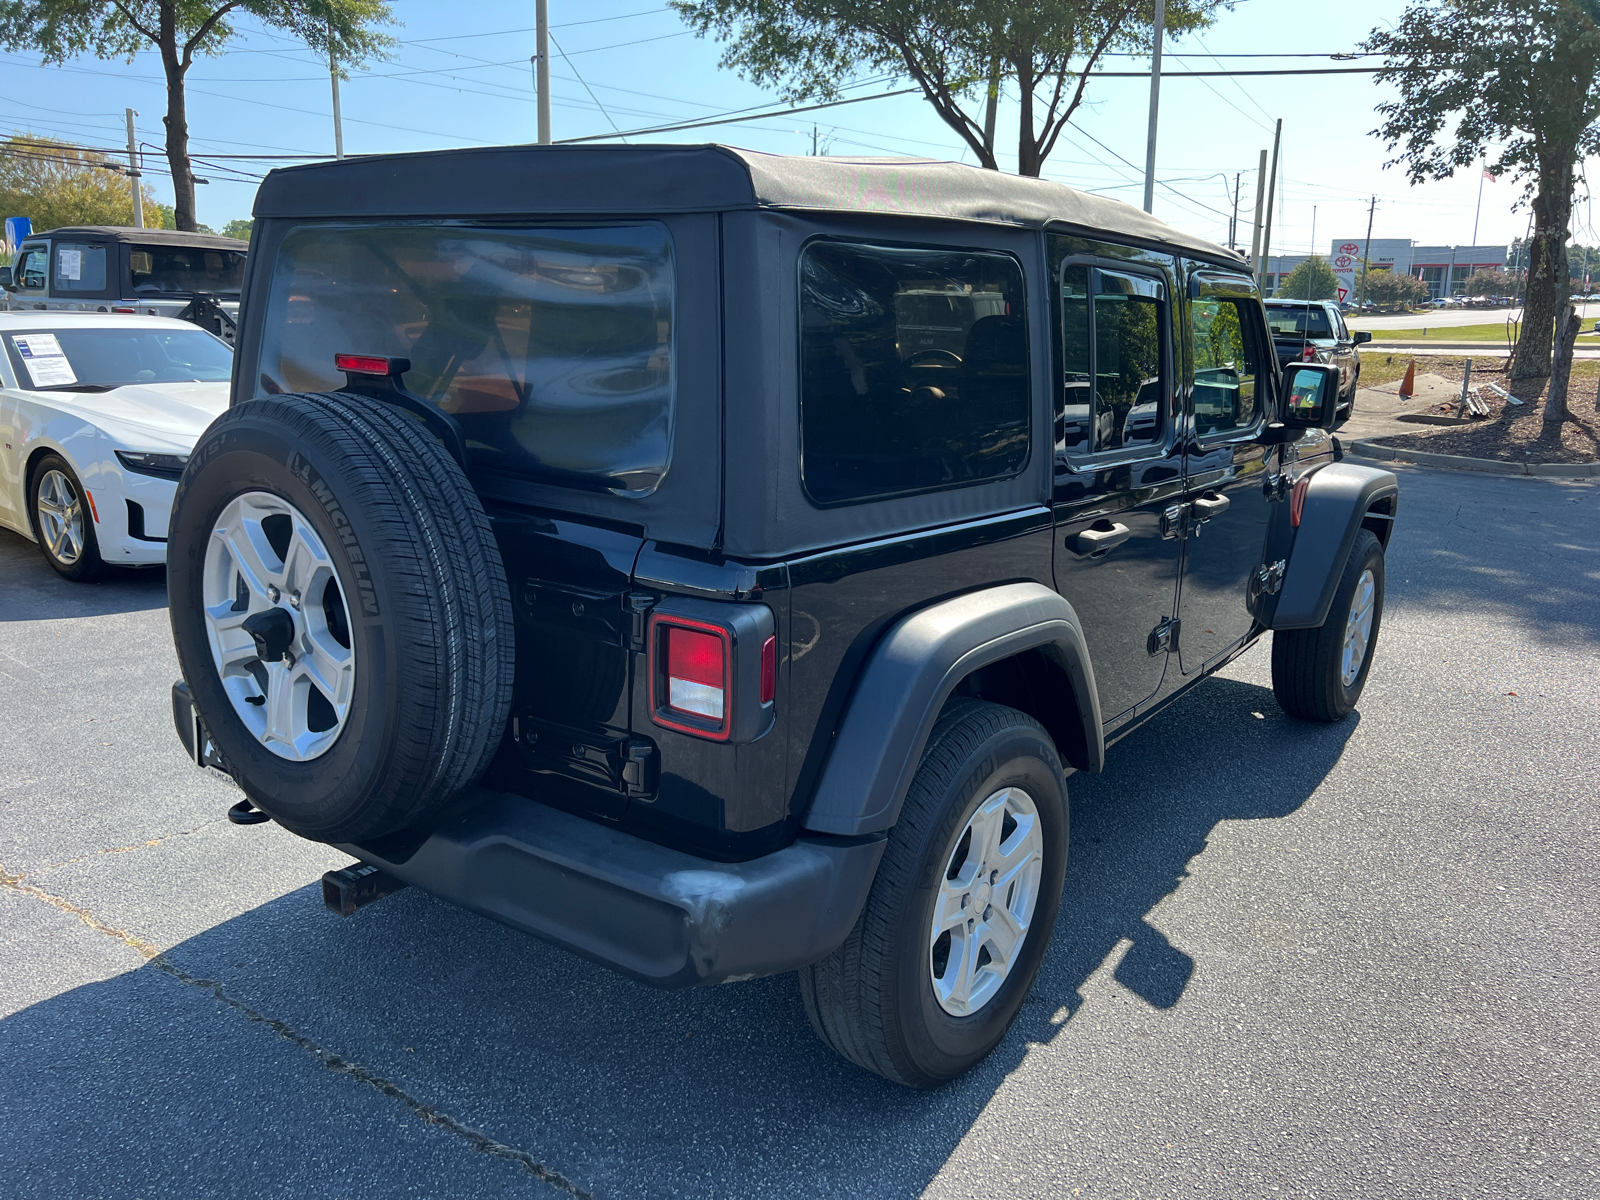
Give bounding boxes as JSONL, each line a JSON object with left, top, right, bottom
{"left": 0, "top": 312, "right": 232, "bottom": 580}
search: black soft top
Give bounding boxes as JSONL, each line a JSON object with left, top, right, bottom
{"left": 35, "top": 226, "right": 248, "bottom": 251}
{"left": 253, "top": 143, "right": 1238, "bottom": 264}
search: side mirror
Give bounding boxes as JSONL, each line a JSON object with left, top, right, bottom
{"left": 1280, "top": 363, "right": 1341, "bottom": 431}
{"left": 0, "top": 266, "right": 12, "bottom": 290}
{"left": 1353, "top": 330, "right": 1373, "bottom": 344}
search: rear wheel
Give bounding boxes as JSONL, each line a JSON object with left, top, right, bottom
{"left": 1272, "top": 529, "right": 1384, "bottom": 722}
{"left": 800, "top": 701, "right": 1068, "bottom": 1088}
{"left": 168, "top": 391, "right": 515, "bottom": 842}
{"left": 29, "top": 454, "right": 106, "bottom": 581}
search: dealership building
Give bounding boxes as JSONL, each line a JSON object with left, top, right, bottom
{"left": 1259, "top": 238, "right": 1509, "bottom": 301}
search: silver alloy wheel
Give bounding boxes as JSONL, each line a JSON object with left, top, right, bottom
{"left": 35, "top": 469, "right": 84, "bottom": 565}
{"left": 1341, "top": 567, "right": 1377, "bottom": 687}
{"left": 202, "top": 491, "right": 356, "bottom": 761}
{"left": 929, "top": 786, "right": 1045, "bottom": 1017}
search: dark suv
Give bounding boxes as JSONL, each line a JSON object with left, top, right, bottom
{"left": 167, "top": 146, "right": 1397, "bottom": 1088}
{"left": 1264, "top": 298, "right": 1371, "bottom": 420}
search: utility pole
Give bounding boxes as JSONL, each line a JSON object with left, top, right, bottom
{"left": 1229, "top": 172, "right": 1241, "bottom": 250}
{"left": 536, "top": 0, "right": 551, "bottom": 145}
{"left": 1471, "top": 157, "right": 1487, "bottom": 246}
{"left": 124, "top": 108, "right": 143, "bottom": 229}
{"left": 1359, "top": 194, "right": 1376, "bottom": 305}
{"left": 1257, "top": 118, "right": 1282, "bottom": 293}
{"left": 1249, "top": 148, "right": 1267, "bottom": 268}
{"left": 328, "top": 26, "right": 344, "bottom": 159}
{"left": 1141, "top": 0, "right": 1164, "bottom": 214}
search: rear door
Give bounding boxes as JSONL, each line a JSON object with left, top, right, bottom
{"left": 1176, "top": 268, "right": 1275, "bottom": 674}
{"left": 1048, "top": 236, "right": 1185, "bottom": 725}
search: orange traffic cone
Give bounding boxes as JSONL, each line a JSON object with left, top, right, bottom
{"left": 1398, "top": 359, "right": 1416, "bottom": 400}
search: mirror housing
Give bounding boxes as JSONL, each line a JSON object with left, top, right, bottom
{"left": 0, "top": 266, "right": 12, "bottom": 290}
{"left": 1280, "top": 363, "right": 1342, "bottom": 431}
{"left": 1353, "top": 330, "right": 1373, "bottom": 344}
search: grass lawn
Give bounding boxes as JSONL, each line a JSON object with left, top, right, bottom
{"left": 1356, "top": 352, "right": 1600, "bottom": 390}
{"left": 1368, "top": 321, "right": 1600, "bottom": 344}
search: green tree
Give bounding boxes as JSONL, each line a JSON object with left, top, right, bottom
{"left": 1365, "top": 0, "right": 1600, "bottom": 420}
{"left": 670, "top": 0, "right": 1226, "bottom": 176}
{"left": 1278, "top": 255, "right": 1339, "bottom": 301}
{"left": 1462, "top": 267, "right": 1514, "bottom": 296}
{"left": 221, "top": 216, "right": 252, "bottom": 241}
{"left": 1358, "top": 266, "right": 1429, "bottom": 310}
{"left": 0, "top": 1, "right": 395, "bottom": 232}
{"left": 0, "top": 134, "right": 163, "bottom": 229}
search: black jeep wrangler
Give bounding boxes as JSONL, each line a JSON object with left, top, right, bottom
{"left": 167, "top": 145, "right": 1397, "bottom": 1088}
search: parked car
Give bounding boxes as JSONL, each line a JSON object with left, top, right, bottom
{"left": 166, "top": 146, "right": 1398, "bottom": 1088}
{"left": 0, "top": 226, "right": 246, "bottom": 342}
{"left": 0, "top": 312, "right": 232, "bottom": 579}
{"left": 1263, "top": 298, "right": 1369, "bottom": 421}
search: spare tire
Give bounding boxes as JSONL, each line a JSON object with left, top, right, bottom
{"left": 168, "top": 391, "right": 514, "bottom": 843}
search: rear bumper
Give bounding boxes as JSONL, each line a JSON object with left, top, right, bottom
{"left": 173, "top": 679, "right": 885, "bottom": 988}
{"left": 340, "top": 792, "right": 885, "bottom": 989}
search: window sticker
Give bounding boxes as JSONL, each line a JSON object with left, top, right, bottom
{"left": 58, "top": 248, "right": 82, "bottom": 281}
{"left": 12, "top": 333, "right": 78, "bottom": 388}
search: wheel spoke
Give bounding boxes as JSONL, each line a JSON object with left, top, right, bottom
{"left": 220, "top": 527, "right": 279, "bottom": 598}
{"left": 281, "top": 523, "right": 333, "bottom": 596}
{"left": 983, "top": 903, "right": 1026, "bottom": 969}
{"left": 932, "top": 885, "right": 970, "bottom": 936}
{"left": 262, "top": 659, "right": 299, "bottom": 748}
{"left": 946, "top": 926, "right": 981, "bottom": 1009}
{"left": 299, "top": 629, "right": 354, "bottom": 709}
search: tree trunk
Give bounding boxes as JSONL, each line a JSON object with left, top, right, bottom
{"left": 1015, "top": 59, "right": 1040, "bottom": 177}
{"left": 158, "top": 7, "right": 196, "bottom": 233}
{"left": 1545, "top": 304, "right": 1579, "bottom": 428}
{"left": 981, "top": 53, "right": 1001, "bottom": 167}
{"left": 1511, "top": 151, "right": 1574, "bottom": 380}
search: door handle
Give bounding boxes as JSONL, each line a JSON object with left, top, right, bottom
{"left": 1072, "top": 521, "right": 1131, "bottom": 556}
{"left": 1192, "top": 493, "right": 1230, "bottom": 521}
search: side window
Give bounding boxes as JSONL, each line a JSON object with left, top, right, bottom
{"left": 52, "top": 243, "right": 108, "bottom": 293}
{"left": 1190, "top": 297, "right": 1264, "bottom": 438}
{"left": 799, "top": 240, "right": 1029, "bottom": 507}
{"left": 1058, "top": 263, "right": 1167, "bottom": 459}
{"left": 15, "top": 247, "right": 47, "bottom": 290}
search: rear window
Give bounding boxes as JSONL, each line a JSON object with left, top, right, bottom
{"left": 258, "top": 223, "right": 675, "bottom": 496}
{"left": 1266, "top": 304, "right": 1333, "bottom": 338}
{"left": 799, "top": 240, "right": 1029, "bottom": 507}
{"left": 130, "top": 245, "right": 246, "bottom": 296}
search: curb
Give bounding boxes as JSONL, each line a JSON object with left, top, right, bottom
{"left": 1350, "top": 440, "right": 1600, "bottom": 478}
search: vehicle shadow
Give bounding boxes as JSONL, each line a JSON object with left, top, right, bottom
{"left": 0, "top": 677, "right": 1351, "bottom": 1199}
{"left": 0, "top": 528, "right": 168, "bottom": 621}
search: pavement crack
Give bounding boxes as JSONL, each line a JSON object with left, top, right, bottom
{"left": 0, "top": 863, "right": 588, "bottom": 1198}
{"left": 0, "top": 861, "right": 161, "bottom": 959}
{"left": 147, "top": 959, "right": 594, "bottom": 1198}
{"left": 37, "top": 821, "right": 213, "bottom": 874}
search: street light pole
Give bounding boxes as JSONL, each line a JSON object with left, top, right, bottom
{"left": 1141, "top": 0, "right": 1164, "bottom": 214}
{"left": 536, "top": 0, "right": 551, "bottom": 145}
{"left": 328, "top": 25, "right": 344, "bottom": 159}
{"left": 124, "top": 108, "right": 143, "bottom": 229}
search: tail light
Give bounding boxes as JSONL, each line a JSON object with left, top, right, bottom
{"left": 1290, "top": 477, "right": 1310, "bottom": 527}
{"left": 647, "top": 601, "right": 776, "bottom": 743}
{"left": 335, "top": 353, "right": 405, "bottom": 376}
{"left": 1300, "top": 345, "right": 1318, "bottom": 362}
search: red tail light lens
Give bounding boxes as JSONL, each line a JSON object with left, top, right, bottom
{"left": 760, "top": 634, "right": 777, "bottom": 704}
{"left": 1300, "top": 345, "right": 1318, "bottom": 362}
{"left": 666, "top": 626, "right": 726, "bottom": 720}
{"left": 335, "top": 353, "right": 395, "bottom": 376}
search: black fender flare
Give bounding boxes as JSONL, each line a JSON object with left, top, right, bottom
{"left": 801, "top": 582, "right": 1104, "bottom": 838}
{"left": 1268, "top": 462, "right": 1398, "bottom": 631}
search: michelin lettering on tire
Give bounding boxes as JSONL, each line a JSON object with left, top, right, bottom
{"left": 288, "top": 449, "right": 379, "bottom": 618}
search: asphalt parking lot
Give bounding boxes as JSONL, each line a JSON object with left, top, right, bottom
{"left": 3, "top": 462, "right": 1598, "bottom": 1199}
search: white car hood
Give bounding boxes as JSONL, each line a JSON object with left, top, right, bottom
{"left": 46, "top": 381, "right": 230, "bottom": 452}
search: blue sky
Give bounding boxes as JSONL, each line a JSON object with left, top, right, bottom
{"left": 1, "top": 0, "right": 1588, "bottom": 254}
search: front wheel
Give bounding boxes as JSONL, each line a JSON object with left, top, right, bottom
{"left": 799, "top": 700, "right": 1069, "bottom": 1088}
{"left": 29, "top": 454, "right": 107, "bottom": 581}
{"left": 1271, "top": 528, "right": 1385, "bottom": 722}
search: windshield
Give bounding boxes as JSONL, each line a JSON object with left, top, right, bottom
{"left": 4, "top": 327, "right": 233, "bottom": 390}
{"left": 1266, "top": 305, "right": 1334, "bottom": 338}
{"left": 129, "top": 245, "right": 246, "bottom": 296}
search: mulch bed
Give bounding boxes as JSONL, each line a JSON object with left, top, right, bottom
{"left": 1366, "top": 357, "right": 1600, "bottom": 465}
